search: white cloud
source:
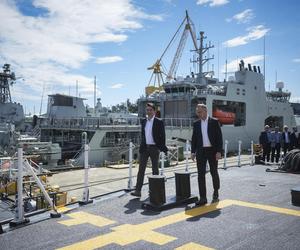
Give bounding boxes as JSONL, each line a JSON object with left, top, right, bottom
{"left": 109, "top": 83, "right": 124, "bottom": 89}
{"left": 197, "top": 0, "right": 229, "bottom": 7}
{"left": 292, "top": 58, "right": 300, "bottom": 63}
{"left": 95, "top": 56, "right": 123, "bottom": 64}
{"left": 226, "top": 9, "right": 254, "bottom": 24}
{"left": 0, "top": 0, "right": 162, "bottom": 103}
{"left": 223, "top": 25, "right": 270, "bottom": 47}
{"left": 222, "top": 55, "right": 263, "bottom": 73}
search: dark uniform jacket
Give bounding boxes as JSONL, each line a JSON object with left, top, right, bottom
{"left": 191, "top": 117, "right": 223, "bottom": 154}
{"left": 139, "top": 117, "right": 168, "bottom": 153}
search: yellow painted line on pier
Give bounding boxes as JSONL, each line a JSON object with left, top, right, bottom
{"left": 230, "top": 200, "right": 300, "bottom": 217}
{"left": 58, "top": 211, "right": 115, "bottom": 227}
{"left": 175, "top": 242, "right": 215, "bottom": 250}
{"left": 57, "top": 206, "right": 72, "bottom": 213}
{"left": 57, "top": 199, "right": 300, "bottom": 250}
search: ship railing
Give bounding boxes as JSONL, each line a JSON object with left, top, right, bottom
{"left": 162, "top": 118, "right": 193, "bottom": 128}
{"left": 39, "top": 117, "right": 141, "bottom": 129}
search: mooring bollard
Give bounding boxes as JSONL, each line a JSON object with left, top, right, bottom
{"left": 223, "top": 140, "right": 228, "bottom": 169}
{"left": 238, "top": 140, "right": 242, "bottom": 167}
{"left": 250, "top": 140, "right": 254, "bottom": 166}
{"left": 127, "top": 141, "right": 134, "bottom": 190}
{"left": 80, "top": 132, "right": 92, "bottom": 205}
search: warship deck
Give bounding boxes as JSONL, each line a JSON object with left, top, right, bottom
{"left": 0, "top": 161, "right": 299, "bottom": 250}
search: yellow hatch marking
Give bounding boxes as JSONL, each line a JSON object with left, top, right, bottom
{"left": 58, "top": 211, "right": 115, "bottom": 227}
{"left": 57, "top": 199, "right": 300, "bottom": 250}
{"left": 56, "top": 207, "right": 72, "bottom": 213}
{"left": 175, "top": 242, "right": 215, "bottom": 250}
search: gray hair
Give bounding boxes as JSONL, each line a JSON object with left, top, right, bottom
{"left": 196, "top": 103, "right": 207, "bottom": 110}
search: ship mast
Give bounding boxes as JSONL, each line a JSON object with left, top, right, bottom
{"left": 0, "top": 64, "right": 16, "bottom": 104}
{"left": 191, "top": 32, "right": 214, "bottom": 85}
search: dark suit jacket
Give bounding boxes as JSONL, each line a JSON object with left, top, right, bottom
{"left": 139, "top": 117, "right": 168, "bottom": 153}
{"left": 281, "top": 131, "right": 291, "bottom": 144}
{"left": 259, "top": 131, "right": 270, "bottom": 145}
{"left": 290, "top": 132, "right": 297, "bottom": 147}
{"left": 191, "top": 117, "right": 223, "bottom": 154}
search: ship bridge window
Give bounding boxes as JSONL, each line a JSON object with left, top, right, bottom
{"left": 52, "top": 96, "right": 73, "bottom": 106}
{"left": 212, "top": 100, "right": 246, "bottom": 127}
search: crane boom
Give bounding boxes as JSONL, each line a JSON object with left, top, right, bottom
{"left": 167, "top": 11, "right": 198, "bottom": 80}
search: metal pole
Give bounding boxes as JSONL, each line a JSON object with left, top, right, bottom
{"left": 127, "top": 142, "right": 133, "bottom": 190}
{"left": 238, "top": 140, "right": 242, "bottom": 167}
{"left": 80, "top": 132, "right": 92, "bottom": 204}
{"left": 160, "top": 152, "right": 165, "bottom": 176}
{"left": 250, "top": 140, "right": 254, "bottom": 166}
{"left": 184, "top": 140, "right": 190, "bottom": 172}
{"left": 10, "top": 148, "right": 29, "bottom": 226}
{"left": 223, "top": 140, "right": 228, "bottom": 169}
{"left": 23, "top": 160, "right": 60, "bottom": 217}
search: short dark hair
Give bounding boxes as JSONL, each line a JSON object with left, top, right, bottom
{"left": 146, "top": 102, "right": 156, "bottom": 110}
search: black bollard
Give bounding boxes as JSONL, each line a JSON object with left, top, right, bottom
{"left": 175, "top": 172, "right": 191, "bottom": 200}
{"left": 148, "top": 175, "right": 166, "bottom": 205}
{"left": 291, "top": 186, "right": 300, "bottom": 206}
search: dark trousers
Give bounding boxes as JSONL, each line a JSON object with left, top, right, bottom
{"left": 196, "top": 147, "right": 220, "bottom": 199}
{"left": 262, "top": 143, "right": 271, "bottom": 162}
{"left": 283, "top": 143, "right": 290, "bottom": 156}
{"left": 271, "top": 143, "right": 281, "bottom": 163}
{"left": 135, "top": 145, "right": 159, "bottom": 191}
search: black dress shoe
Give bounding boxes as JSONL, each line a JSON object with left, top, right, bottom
{"left": 130, "top": 190, "right": 141, "bottom": 197}
{"left": 195, "top": 198, "right": 207, "bottom": 206}
{"left": 213, "top": 190, "right": 219, "bottom": 201}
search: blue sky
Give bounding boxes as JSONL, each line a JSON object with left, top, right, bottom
{"left": 1, "top": 0, "right": 300, "bottom": 114}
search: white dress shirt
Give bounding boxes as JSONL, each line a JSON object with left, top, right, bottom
{"left": 201, "top": 116, "right": 212, "bottom": 147}
{"left": 145, "top": 116, "right": 155, "bottom": 145}
{"left": 284, "top": 132, "right": 290, "bottom": 143}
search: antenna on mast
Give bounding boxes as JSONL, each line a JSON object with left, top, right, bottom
{"left": 94, "top": 76, "right": 96, "bottom": 116}
{"left": 225, "top": 46, "right": 228, "bottom": 81}
{"left": 76, "top": 80, "right": 78, "bottom": 98}
{"left": 263, "top": 35, "right": 266, "bottom": 83}
{"left": 39, "top": 83, "right": 45, "bottom": 116}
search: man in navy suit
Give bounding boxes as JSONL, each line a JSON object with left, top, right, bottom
{"left": 131, "top": 103, "right": 168, "bottom": 197}
{"left": 282, "top": 125, "right": 291, "bottom": 155}
{"left": 191, "top": 104, "right": 223, "bottom": 206}
{"left": 259, "top": 125, "right": 271, "bottom": 162}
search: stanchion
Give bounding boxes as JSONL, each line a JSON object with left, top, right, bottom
{"left": 250, "top": 141, "right": 254, "bottom": 166}
{"left": 126, "top": 141, "right": 135, "bottom": 191}
{"left": 160, "top": 152, "right": 165, "bottom": 176}
{"left": 223, "top": 140, "right": 228, "bottom": 169}
{"left": 238, "top": 140, "right": 242, "bottom": 167}
{"left": 9, "top": 147, "right": 29, "bottom": 227}
{"left": 79, "top": 132, "right": 93, "bottom": 205}
{"left": 184, "top": 140, "right": 190, "bottom": 172}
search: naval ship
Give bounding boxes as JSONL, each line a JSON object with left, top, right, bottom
{"left": 2, "top": 12, "right": 296, "bottom": 168}
{"left": 37, "top": 12, "right": 296, "bottom": 167}
{"left": 138, "top": 12, "right": 296, "bottom": 152}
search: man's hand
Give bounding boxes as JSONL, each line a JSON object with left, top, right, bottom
{"left": 216, "top": 152, "right": 222, "bottom": 160}
{"left": 191, "top": 153, "right": 196, "bottom": 161}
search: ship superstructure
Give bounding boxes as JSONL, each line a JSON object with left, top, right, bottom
{"left": 138, "top": 12, "right": 296, "bottom": 151}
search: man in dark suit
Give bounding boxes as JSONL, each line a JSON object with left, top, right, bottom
{"left": 131, "top": 103, "right": 168, "bottom": 197}
{"left": 282, "top": 125, "right": 291, "bottom": 155}
{"left": 191, "top": 104, "right": 223, "bottom": 206}
{"left": 290, "top": 127, "right": 298, "bottom": 150}
{"left": 259, "top": 125, "right": 271, "bottom": 162}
